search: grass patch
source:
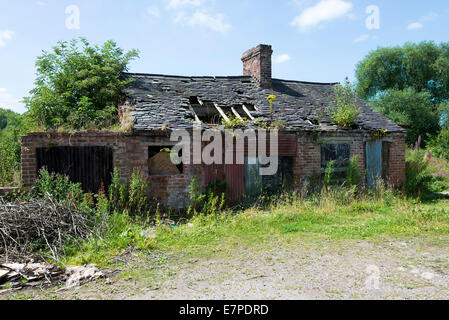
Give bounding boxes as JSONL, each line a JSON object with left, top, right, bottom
{"left": 155, "top": 190, "right": 449, "bottom": 254}
{"left": 16, "top": 169, "right": 449, "bottom": 268}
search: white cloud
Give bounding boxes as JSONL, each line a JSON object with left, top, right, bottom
{"left": 147, "top": 6, "right": 161, "bottom": 17}
{"left": 175, "top": 11, "right": 232, "bottom": 35}
{"left": 0, "top": 88, "right": 25, "bottom": 114}
{"left": 0, "top": 30, "right": 14, "bottom": 48}
{"left": 408, "top": 12, "right": 439, "bottom": 31}
{"left": 408, "top": 22, "right": 423, "bottom": 30}
{"left": 36, "top": 1, "right": 46, "bottom": 6}
{"left": 166, "top": 0, "right": 206, "bottom": 11}
{"left": 353, "top": 34, "right": 370, "bottom": 43}
{"left": 274, "top": 54, "right": 292, "bottom": 64}
{"left": 290, "top": 0, "right": 353, "bottom": 32}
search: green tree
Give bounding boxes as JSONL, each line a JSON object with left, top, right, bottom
{"left": 24, "top": 38, "right": 139, "bottom": 130}
{"left": 429, "top": 127, "right": 449, "bottom": 160}
{"left": 356, "top": 41, "right": 449, "bottom": 102}
{"left": 356, "top": 41, "right": 449, "bottom": 144}
{"left": 0, "top": 108, "right": 30, "bottom": 186}
{"left": 0, "top": 108, "right": 21, "bottom": 130}
{"left": 369, "top": 88, "right": 440, "bottom": 145}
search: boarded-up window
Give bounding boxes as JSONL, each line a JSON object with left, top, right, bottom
{"left": 321, "top": 143, "right": 350, "bottom": 170}
{"left": 36, "top": 146, "right": 113, "bottom": 193}
{"left": 321, "top": 143, "right": 351, "bottom": 182}
{"left": 148, "top": 146, "right": 182, "bottom": 175}
{"left": 262, "top": 156, "right": 294, "bottom": 192}
{"left": 244, "top": 156, "right": 294, "bottom": 196}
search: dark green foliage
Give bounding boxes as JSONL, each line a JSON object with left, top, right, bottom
{"left": 24, "top": 38, "right": 139, "bottom": 130}
{"left": 405, "top": 148, "right": 439, "bottom": 197}
{"left": 428, "top": 127, "right": 449, "bottom": 160}
{"left": 346, "top": 156, "right": 363, "bottom": 187}
{"left": 369, "top": 88, "right": 440, "bottom": 145}
{"left": 0, "top": 108, "right": 21, "bottom": 130}
{"left": 0, "top": 109, "right": 31, "bottom": 187}
{"left": 108, "top": 168, "right": 151, "bottom": 217}
{"left": 323, "top": 160, "right": 336, "bottom": 187}
{"left": 188, "top": 176, "right": 225, "bottom": 216}
{"left": 356, "top": 41, "right": 449, "bottom": 102}
{"left": 356, "top": 41, "right": 449, "bottom": 145}
{"left": 32, "top": 168, "right": 84, "bottom": 204}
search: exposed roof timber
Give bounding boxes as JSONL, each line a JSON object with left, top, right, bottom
{"left": 197, "top": 97, "right": 205, "bottom": 106}
{"left": 231, "top": 107, "right": 243, "bottom": 120}
{"left": 242, "top": 104, "right": 255, "bottom": 120}
{"left": 189, "top": 105, "right": 201, "bottom": 123}
{"left": 214, "top": 103, "right": 230, "bottom": 122}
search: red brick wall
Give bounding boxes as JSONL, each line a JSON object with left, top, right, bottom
{"left": 292, "top": 132, "right": 406, "bottom": 188}
{"left": 20, "top": 132, "right": 197, "bottom": 209}
{"left": 242, "top": 44, "right": 273, "bottom": 89}
{"left": 21, "top": 130, "right": 407, "bottom": 209}
{"left": 388, "top": 133, "right": 406, "bottom": 187}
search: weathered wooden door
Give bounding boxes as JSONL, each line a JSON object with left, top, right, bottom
{"left": 366, "top": 140, "right": 383, "bottom": 187}
{"left": 36, "top": 146, "right": 114, "bottom": 193}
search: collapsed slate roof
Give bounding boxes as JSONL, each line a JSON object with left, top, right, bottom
{"left": 122, "top": 73, "right": 405, "bottom": 133}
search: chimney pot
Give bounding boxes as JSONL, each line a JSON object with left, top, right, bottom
{"left": 242, "top": 44, "right": 273, "bottom": 89}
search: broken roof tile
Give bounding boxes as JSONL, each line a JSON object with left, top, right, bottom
{"left": 123, "top": 73, "right": 405, "bottom": 133}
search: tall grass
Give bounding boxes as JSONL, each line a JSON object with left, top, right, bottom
{"left": 156, "top": 184, "right": 449, "bottom": 253}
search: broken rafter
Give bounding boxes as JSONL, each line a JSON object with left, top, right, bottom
{"left": 242, "top": 104, "right": 255, "bottom": 120}
{"left": 231, "top": 107, "right": 243, "bottom": 120}
{"left": 214, "top": 103, "right": 230, "bottom": 122}
{"left": 188, "top": 105, "right": 201, "bottom": 123}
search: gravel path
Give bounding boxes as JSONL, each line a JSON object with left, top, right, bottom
{"left": 131, "top": 237, "right": 449, "bottom": 300}
{"left": 2, "top": 236, "right": 449, "bottom": 300}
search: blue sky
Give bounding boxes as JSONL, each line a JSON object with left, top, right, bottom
{"left": 1, "top": 0, "right": 448, "bottom": 114}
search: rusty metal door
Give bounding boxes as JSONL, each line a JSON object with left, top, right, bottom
{"left": 36, "top": 146, "right": 113, "bottom": 193}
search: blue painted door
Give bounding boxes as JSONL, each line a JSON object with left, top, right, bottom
{"left": 366, "top": 140, "right": 383, "bottom": 187}
{"left": 244, "top": 157, "right": 261, "bottom": 197}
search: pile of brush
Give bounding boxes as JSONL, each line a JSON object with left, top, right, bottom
{"left": 0, "top": 198, "right": 94, "bottom": 263}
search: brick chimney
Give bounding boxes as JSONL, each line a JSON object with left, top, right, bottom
{"left": 242, "top": 44, "right": 273, "bottom": 89}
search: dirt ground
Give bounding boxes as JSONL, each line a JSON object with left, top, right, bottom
{"left": 2, "top": 235, "right": 448, "bottom": 300}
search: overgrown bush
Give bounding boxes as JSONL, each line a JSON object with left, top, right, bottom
{"left": 32, "top": 168, "right": 84, "bottom": 203}
{"left": 0, "top": 137, "right": 21, "bottom": 186}
{"left": 0, "top": 109, "right": 29, "bottom": 187}
{"left": 345, "top": 156, "right": 363, "bottom": 187}
{"left": 429, "top": 127, "right": 449, "bottom": 160}
{"left": 405, "top": 148, "right": 438, "bottom": 197}
{"left": 24, "top": 38, "right": 139, "bottom": 130}
{"left": 328, "top": 79, "right": 361, "bottom": 128}
{"left": 187, "top": 176, "right": 225, "bottom": 216}
{"left": 109, "top": 168, "right": 152, "bottom": 217}
{"left": 222, "top": 114, "right": 250, "bottom": 129}
{"left": 323, "top": 160, "right": 336, "bottom": 187}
